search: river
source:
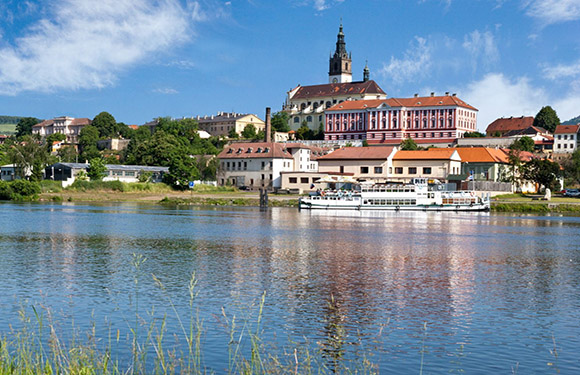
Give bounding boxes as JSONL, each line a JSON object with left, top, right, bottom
{"left": 0, "top": 202, "right": 579, "bottom": 373}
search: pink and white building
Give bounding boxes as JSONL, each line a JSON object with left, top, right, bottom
{"left": 324, "top": 93, "right": 478, "bottom": 145}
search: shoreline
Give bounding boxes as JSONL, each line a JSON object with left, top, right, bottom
{"left": 37, "top": 190, "right": 580, "bottom": 213}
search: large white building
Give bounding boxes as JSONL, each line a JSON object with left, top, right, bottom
{"left": 283, "top": 24, "right": 386, "bottom": 132}
{"left": 554, "top": 124, "right": 579, "bottom": 153}
{"left": 32, "top": 116, "right": 92, "bottom": 143}
{"left": 217, "top": 142, "right": 326, "bottom": 189}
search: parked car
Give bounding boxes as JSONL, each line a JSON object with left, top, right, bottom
{"left": 564, "top": 189, "right": 580, "bottom": 197}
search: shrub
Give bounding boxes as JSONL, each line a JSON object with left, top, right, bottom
{"left": 9, "top": 180, "right": 41, "bottom": 200}
{"left": 0, "top": 180, "right": 12, "bottom": 200}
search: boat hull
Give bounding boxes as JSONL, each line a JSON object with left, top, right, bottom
{"left": 299, "top": 199, "right": 489, "bottom": 212}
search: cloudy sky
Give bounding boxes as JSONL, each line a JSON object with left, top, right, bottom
{"left": 0, "top": 0, "right": 579, "bottom": 130}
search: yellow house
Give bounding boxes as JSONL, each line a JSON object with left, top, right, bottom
{"left": 391, "top": 148, "right": 462, "bottom": 182}
{"left": 317, "top": 146, "right": 397, "bottom": 182}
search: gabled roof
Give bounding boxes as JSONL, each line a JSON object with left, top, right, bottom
{"left": 504, "top": 125, "right": 547, "bottom": 137}
{"left": 393, "top": 148, "right": 460, "bottom": 161}
{"left": 326, "top": 95, "right": 477, "bottom": 111}
{"left": 290, "top": 80, "right": 386, "bottom": 100}
{"left": 218, "top": 142, "right": 294, "bottom": 159}
{"left": 555, "top": 124, "right": 580, "bottom": 134}
{"left": 317, "top": 146, "right": 396, "bottom": 161}
{"left": 486, "top": 116, "right": 533, "bottom": 134}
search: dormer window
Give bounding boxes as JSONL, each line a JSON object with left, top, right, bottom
{"left": 256, "top": 148, "right": 262, "bottom": 153}
{"left": 246, "top": 148, "right": 253, "bottom": 153}
{"left": 227, "top": 148, "right": 233, "bottom": 154}
{"left": 237, "top": 148, "right": 243, "bottom": 154}
{"left": 264, "top": 147, "right": 270, "bottom": 153}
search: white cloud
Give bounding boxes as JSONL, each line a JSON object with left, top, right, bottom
{"left": 153, "top": 88, "right": 179, "bottom": 95}
{"left": 543, "top": 60, "right": 580, "bottom": 80}
{"left": 189, "top": 0, "right": 230, "bottom": 22}
{"left": 0, "top": 0, "right": 192, "bottom": 95}
{"left": 462, "top": 30, "right": 499, "bottom": 73}
{"left": 460, "top": 73, "right": 580, "bottom": 130}
{"left": 295, "top": 0, "right": 345, "bottom": 11}
{"left": 379, "top": 37, "right": 432, "bottom": 86}
{"left": 524, "top": 0, "right": 580, "bottom": 25}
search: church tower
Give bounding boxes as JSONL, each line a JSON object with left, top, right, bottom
{"left": 328, "top": 22, "right": 352, "bottom": 84}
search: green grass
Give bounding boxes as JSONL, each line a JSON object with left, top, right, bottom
{"left": 0, "top": 123, "right": 17, "bottom": 135}
{"left": 160, "top": 196, "right": 299, "bottom": 207}
{"left": 66, "top": 180, "right": 173, "bottom": 193}
{"left": 191, "top": 184, "right": 238, "bottom": 193}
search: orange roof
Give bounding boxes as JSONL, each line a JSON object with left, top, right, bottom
{"left": 452, "top": 147, "right": 509, "bottom": 163}
{"left": 486, "top": 116, "right": 533, "bottom": 135}
{"left": 317, "top": 146, "right": 396, "bottom": 161}
{"left": 555, "top": 124, "right": 580, "bottom": 134}
{"left": 393, "top": 148, "right": 459, "bottom": 160}
{"left": 291, "top": 80, "right": 386, "bottom": 99}
{"left": 327, "top": 95, "right": 477, "bottom": 111}
{"left": 128, "top": 125, "right": 139, "bottom": 130}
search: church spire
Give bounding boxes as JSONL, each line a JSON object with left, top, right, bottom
{"left": 363, "top": 60, "right": 370, "bottom": 82}
{"left": 329, "top": 21, "right": 352, "bottom": 84}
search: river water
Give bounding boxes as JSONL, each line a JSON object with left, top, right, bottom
{"left": 1, "top": 202, "right": 579, "bottom": 373}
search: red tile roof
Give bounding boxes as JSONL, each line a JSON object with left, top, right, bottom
{"left": 291, "top": 80, "right": 386, "bottom": 100}
{"left": 327, "top": 95, "right": 477, "bottom": 111}
{"left": 317, "top": 146, "right": 396, "bottom": 161}
{"left": 33, "top": 118, "right": 92, "bottom": 128}
{"left": 218, "top": 142, "right": 294, "bottom": 159}
{"left": 555, "top": 124, "right": 580, "bottom": 134}
{"left": 486, "top": 116, "right": 533, "bottom": 135}
{"left": 452, "top": 147, "right": 509, "bottom": 163}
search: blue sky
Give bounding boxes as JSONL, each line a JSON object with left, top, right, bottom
{"left": 0, "top": 0, "right": 579, "bottom": 131}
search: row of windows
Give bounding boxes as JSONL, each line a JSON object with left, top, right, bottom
{"left": 556, "top": 143, "right": 576, "bottom": 149}
{"left": 289, "top": 177, "right": 313, "bottom": 184}
{"left": 394, "top": 167, "right": 432, "bottom": 175}
{"left": 364, "top": 199, "right": 417, "bottom": 205}
{"left": 557, "top": 134, "right": 576, "bottom": 140}
{"left": 293, "top": 115, "right": 324, "bottom": 123}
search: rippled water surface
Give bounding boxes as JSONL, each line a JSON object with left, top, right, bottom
{"left": 1, "top": 202, "right": 580, "bottom": 373}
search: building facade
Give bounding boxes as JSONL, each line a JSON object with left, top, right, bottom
{"left": 196, "top": 112, "right": 265, "bottom": 137}
{"left": 32, "top": 116, "right": 92, "bottom": 143}
{"left": 324, "top": 94, "right": 478, "bottom": 144}
{"left": 317, "top": 146, "right": 397, "bottom": 182}
{"left": 554, "top": 124, "right": 579, "bottom": 153}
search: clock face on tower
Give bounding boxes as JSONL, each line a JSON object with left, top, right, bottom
{"left": 332, "top": 78, "right": 338, "bottom": 83}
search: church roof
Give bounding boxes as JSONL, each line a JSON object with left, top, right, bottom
{"left": 290, "top": 80, "right": 386, "bottom": 100}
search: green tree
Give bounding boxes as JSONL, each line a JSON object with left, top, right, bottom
{"left": 562, "top": 149, "right": 580, "bottom": 185}
{"left": 271, "top": 111, "right": 290, "bottom": 132}
{"left": 295, "top": 124, "right": 314, "bottom": 140}
{"left": 15, "top": 117, "right": 41, "bottom": 138}
{"left": 79, "top": 125, "right": 101, "bottom": 161}
{"left": 87, "top": 158, "right": 107, "bottom": 181}
{"left": 57, "top": 145, "right": 78, "bottom": 163}
{"left": 92, "top": 111, "right": 118, "bottom": 138}
{"left": 510, "top": 136, "right": 535, "bottom": 152}
{"left": 241, "top": 124, "right": 257, "bottom": 139}
{"left": 463, "top": 131, "right": 486, "bottom": 138}
{"left": 400, "top": 137, "right": 418, "bottom": 151}
{"left": 165, "top": 153, "right": 200, "bottom": 189}
{"left": 7, "top": 135, "right": 49, "bottom": 181}
{"left": 362, "top": 140, "right": 369, "bottom": 147}
{"left": 522, "top": 158, "right": 561, "bottom": 191}
{"left": 533, "top": 106, "right": 560, "bottom": 133}
{"left": 228, "top": 127, "right": 239, "bottom": 139}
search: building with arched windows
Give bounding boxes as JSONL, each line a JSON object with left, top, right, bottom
{"left": 283, "top": 23, "right": 386, "bottom": 132}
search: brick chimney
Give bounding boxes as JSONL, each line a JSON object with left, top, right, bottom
{"left": 265, "top": 107, "right": 272, "bottom": 143}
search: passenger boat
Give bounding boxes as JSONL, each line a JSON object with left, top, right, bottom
{"left": 298, "top": 178, "right": 490, "bottom": 211}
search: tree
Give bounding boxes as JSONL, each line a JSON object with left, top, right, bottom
{"left": 228, "top": 127, "right": 239, "bottom": 139}
{"left": 510, "top": 136, "right": 535, "bottom": 152}
{"left": 295, "top": 124, "right": 314, "bottom": 140}
{"left": 92, "top": 112, "right": 118, "bottom": 138}
{"left": 7, "top": 135, "right": 50, "bottom": 181}
{"left": 87, "top": 158, "right": 107, "bottom": 181}
{"left": 271, "top": 111, "right": 290, "bottom": 132}
{"left": 562, "top": 149, "right": 580, "bottom": 185}
{"left": 79, "top": 125, "right": 101, "bottom": 162}
{"left": 57, "top": 146, "right": 78, "bottom": 163}
{"left": 463, "top": 131, "right": 486, "bottom": 138}
{"left": 533, "top": 106, "right": 560, "bottom": 133}
{"left": 241, "top": 124, "right": 257, "bottom": 139}
{"left": 16, "top": 117, "right": 41, "bottom": 138}
{"left": 400, "top": 137, "right": 418, "bottom": 151}
{"left": 522, "top": 158, "right": 561, "bottom": 192}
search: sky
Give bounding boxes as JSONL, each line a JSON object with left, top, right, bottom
{"left": 0, "top": 0, "right": 579, "bottom": 131}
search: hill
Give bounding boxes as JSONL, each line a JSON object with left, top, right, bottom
{"left": 562, "top": 115, "right": 580, "bottom": 125}
{"left": 0, "top": 115, "right": 21, "bottom": 135}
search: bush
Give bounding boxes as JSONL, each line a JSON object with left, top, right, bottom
{"left": 9, "top": 180, "right": 41, "bottom": 200}
{"left": 0, "top": 181, "right": 12, "bottom": 200}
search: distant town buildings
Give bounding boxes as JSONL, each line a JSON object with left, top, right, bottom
{"left": 32, "top": 116, "right": 91, "bottom": 143}
{"left": 195, "top": 112, "right": 265, "bottom": 137}
{"left": 485, "top": 116, "right": 534, "bottom": 136}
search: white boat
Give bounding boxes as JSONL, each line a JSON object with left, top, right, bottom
{"left": 298, "top": 178, "right": 490, "bottom": 212}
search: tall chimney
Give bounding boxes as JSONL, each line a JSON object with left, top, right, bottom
{"left": 265, "top": 107, "right": 272, "bottom": 143}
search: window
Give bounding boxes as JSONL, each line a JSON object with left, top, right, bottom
{"left": 289, "top": 177, "right": 297, "bottom": 184}
{"left": 294, "top": 117, "right": 299, "bottom": 123}
{"left": 360, "top": 166, "right": 369, "bottom": 174}
{"left": 307, "top": 116, "right": 312, "bottom": 122}
{"left": 409, "top": 167, "right": 417, "bottom": 174}
{"left": 423, "top": 167, "right": 432, "bottom": 174}
{"left": 301, "top": 177, "right": 309, "bottom": 184}
{"left": 395, "top": 167, "right": 403, "bottom": 174}
{"left": 374, "top": 167, "right": 383, "bottom": 174}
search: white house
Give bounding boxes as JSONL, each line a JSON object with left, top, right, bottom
{"left": 554, "top": 124, "right": 579, "bottom": 153}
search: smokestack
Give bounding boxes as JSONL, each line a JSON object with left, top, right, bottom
{"left": 265, "top": 107, "right": 272, "bottom": 143}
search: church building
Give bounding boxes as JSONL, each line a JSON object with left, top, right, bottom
{"left": 283, "top": 23, "right": 387, "bottom": 132}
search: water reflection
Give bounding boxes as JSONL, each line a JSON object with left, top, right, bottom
{"left": 0, "top": 203, "right": 579, "bottom": 373}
